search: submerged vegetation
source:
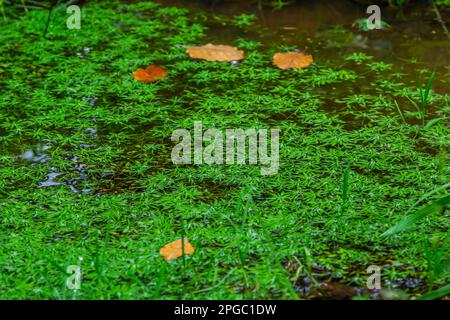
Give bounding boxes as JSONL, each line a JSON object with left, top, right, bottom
{"left": 0, "top": 0, "right": 448, "bottom": 299}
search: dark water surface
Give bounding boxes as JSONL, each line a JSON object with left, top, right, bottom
{"left": 157, "top": 0, "right": 450, "bottom": 93}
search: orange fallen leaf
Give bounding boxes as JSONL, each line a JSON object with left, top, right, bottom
{"left": 186, "top": 44, "right": 244, "bottom": 62}
{"left": 132, "top": 64, "right": 167, "bottom": 83}
{"left": 160, "top": 238, "right": 195, "bottom": 261}
{"left": 272, "top": 52, "right": 313, "bottom": 70}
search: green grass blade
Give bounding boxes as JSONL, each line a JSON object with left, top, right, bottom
{"left": 418, "top": 70, "right": 436, "bottom": 126}
{"left": 417, "top": 283, "right": 450, "bottom": 300}
{"left": 382, "top": 194, "right": 450, "bottom": 237}
{"left": 424, "top": 117, "right": 442, "bottom": 129}
{"left": 406, "top": 95, "right": 421, "bottom": 113}
{"left": 419, "top": 73, "right": 424, "bottom": 108}
{"left": 404, "top": 182, "right": 450, "bottom": 216}
{"left": 423, "top": 70, "right": 436, "bottom": 111}
{"left": 0, "top": 0, "right": 6, "bottom": 22}
{"left": 342, "top": 166, "right": 349, "bottom": 205}
{"left": 153, "top": 263, "right": 166, "bottom": 299}
{"left": 394, "top": 100, "right": 407, "bottom": 125}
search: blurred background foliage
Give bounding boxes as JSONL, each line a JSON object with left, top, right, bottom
{"left": 1, "top": 0, "right": 450, "bottom": 21}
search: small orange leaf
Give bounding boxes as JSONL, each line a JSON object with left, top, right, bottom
{"left": 132, "top": 64, "right": 167, "bottom": 83}
{"left": 160, "top": 238, "right": 195, "bottom": 261}
{"left": 272, "top": 52, "right": 313, "bottom": 70}
{"left": 186, "top": 44, "right": 244, "bottom": 62}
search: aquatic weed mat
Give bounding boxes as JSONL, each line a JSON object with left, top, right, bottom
{"left": 0, "top": 1, "right": 449, "bottom": 299}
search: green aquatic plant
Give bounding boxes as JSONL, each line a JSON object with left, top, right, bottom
{"left": 0, "top": 0, "right": 449, "bottom": 300}
{"left": 269, "top": 0, "right": 293, "bottom": 10}
{"left": 367, "top": 61, "right": 393, "bottom": 72}
{"left": 232, "top": 13, "right": 256, "bottom": 28}
{"left": 344, "top": 52, "right": 374, "bottom": 64}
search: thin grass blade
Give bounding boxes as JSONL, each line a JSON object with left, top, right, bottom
{"left": 382, "top": 194, "right": 450, "bottom": 237}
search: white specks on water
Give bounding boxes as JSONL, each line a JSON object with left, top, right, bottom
{"left": 77, "top": 47, "right": 91, "bottom": 59}
{"left": 84, "top": 127, "right": 98, "bottom": 138}
{"left": 82, "top": 97, "right": 98, "bottom": 107}
{"left": 18, "top": 133, "right": 99, "bottom": 194}
{"left": 39, "top": 171, "right": 64, "bottom": 188}
{"left": 18, "top": 144, "right": 51, "bottom": 163}
{"left": 20, "top": 150, "right": 34, "bottom": 160}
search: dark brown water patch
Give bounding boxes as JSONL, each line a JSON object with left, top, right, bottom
{"left": 92, "top": 170, "right": 144, "bottom": 194}
{"left": 188, "top": 178, "right": 239, "bottom": 203}
{"left": 414, "top": 137, "right": 443, "bottom": 156}
{"left": 283, "top": 257, "right": 427, "bottom": 299}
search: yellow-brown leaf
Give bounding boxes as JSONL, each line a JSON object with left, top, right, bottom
{"left": 132, "top": 65, "right": 167, "bottom": 83}
{"left": 160, "top": 238, "right": 195, "bottom": 261}
{"left": 272, "top": 52, "right": 313, "bottom": 70}
{"left": 186, "top": 44, "right": 244, "bottom": 62}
